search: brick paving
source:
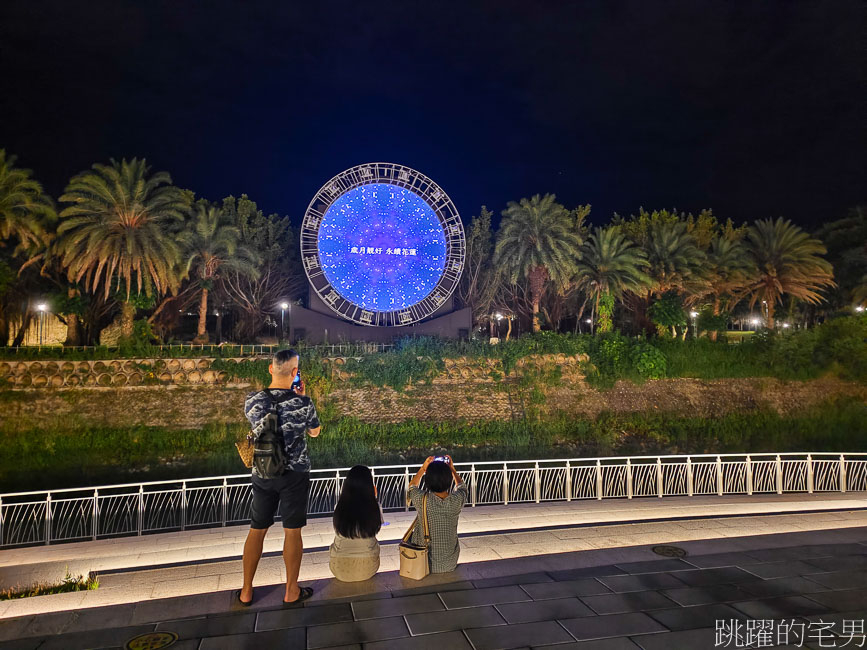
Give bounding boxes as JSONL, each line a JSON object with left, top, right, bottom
{"left": 1, "top": 525, "right": 866, "bottom": 649}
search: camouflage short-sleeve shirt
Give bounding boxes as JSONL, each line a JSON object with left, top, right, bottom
{"left": 244, "top": 388, "right": 320, "bottom": 474}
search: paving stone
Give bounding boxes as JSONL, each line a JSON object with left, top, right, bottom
{"left": 306, "top": 616, "right": 409, "bottom": 649}
{"left": 388, "top": 580, "right": 476, "bottom": 599}
{"left": 741, "top": 560, "right": 826, "bottom": 579}
{"left": 466, "top": 620, "right": 574, "bottom": 650}
{"left": 805, "top": 555, "right": 867, "bottom": 572}
{"left": 738, "top": 576, "right": 830, "bottom": 598}
{"left": 256, "top": 603, "right": 354, "bottom": 631}
{"left": 405, "top": 605, "right": 506, "bottom": 635}
{"left": 495, "top": 597, "right": 594, "bottom": 624}
{"left": 364, "top": 630, "right": 472, "bottom": 650}
{"left": 803, "top": 570, "right": 867, "bottom": 591}
{"left": 559, "top": 612, "right": 667, "bottom": 641}
{"left": 199, "top": 627, "right": 305, "bottom": 649}
{"left": 683, "top": 552, "right": 758, "bottom": 568}
{"left": 521, "top": 579, "right": 611, "bottom": 601}
{"left": 472, "top": 572, "right": 554, "bottom": 589}
{"left": 731, "top": 596, "right": 834, "bottom": 619}
{"left": 597, "top": 574, "right": 687, "bottom": 593}
{"left": 629, "top": 627, "right": 716, "bottom": 650}
{"left": 804, "top": 588, "right": 867, "bottom": 612}
{"left": 155, "top": 613, "right": 256, "bottom": 638}
{"left": 533, "top": 639, "right": 640, "bottom": 650}
{"left": 646, "top": 604, "right": 744, "bottom": 631}
{"left": 660, "top": 584, "right": 756, "bottom": 606}
{"left": 796, "top": 544, "right": 867, "bottom": 558}
{"left": 62, "top": 604, "right": 137, "bottom": 634}
{"left": 613, "top": 560, "right": 692, "bottom": 575}
{"left": 548, "top": 566, "right": 626, "bottom": 581}
{"left": 440, "top": 585, "right": 532, "bottom": 609}
{"left": 0, "top": 638, "right": 48, "bottom": 650}
{"left": 805, "top": 608, "right": 867, "bottom": 626}
{"left": 581, "top": 591, "right": 676, "bottom": 615}
{"left": 38, "top": 624, "right": 156, "bottom": 650}
{"left": 352, "top": 594, "right": 444, "bottom": 620}
{"left": 667, "top": 567, "right": 757, "bottom": 586}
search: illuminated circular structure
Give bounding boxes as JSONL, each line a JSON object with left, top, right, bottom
{"left": 301, "top": 163, "right": 464, "bottom": 326}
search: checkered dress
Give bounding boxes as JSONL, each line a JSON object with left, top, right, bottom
{"left": 407, "top": 484, "right": 468, "bottom": 573}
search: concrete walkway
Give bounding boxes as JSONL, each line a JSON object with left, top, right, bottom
{"left": 1, "top": 523, "right": 866, "bottom": 649}
{"left": 0, "top": 493, "right": 864, "bottom": 621}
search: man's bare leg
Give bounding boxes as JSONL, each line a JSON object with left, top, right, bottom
{"left": 283, "top": 527, "right": 303, "bottom": 602}
{"left": 240, "top": 528, "right": 268, "bottom": 603}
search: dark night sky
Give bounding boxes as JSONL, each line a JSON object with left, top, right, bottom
{"left": 1, "top": 1, "right": 864, "bottom": 229}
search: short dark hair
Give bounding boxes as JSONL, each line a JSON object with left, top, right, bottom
{"left": 425, "top": 461, "right": 452, "bottom": 492}
{"left": 333, "top": 465, "right": 381, "bottom": 539}
{"left": 272, "top": 349, "right": 299, "bottom": 374}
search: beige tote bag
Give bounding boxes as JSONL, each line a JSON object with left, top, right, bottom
{"left": 399, "top": 494, "right": 430, "bottom": 580}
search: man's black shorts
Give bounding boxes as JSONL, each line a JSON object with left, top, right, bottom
{"left": 250, "top": 470, "right": 310, "bottom": 529}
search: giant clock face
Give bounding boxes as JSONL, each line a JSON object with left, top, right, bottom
{"left": 300, "top": 164, "right": 464, "bottom": 326}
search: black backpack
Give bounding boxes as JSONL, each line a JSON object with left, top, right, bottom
{"left": 251, "top": 389, "right": 291, "bottom": 478}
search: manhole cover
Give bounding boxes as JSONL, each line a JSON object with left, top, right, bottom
{"left": 125, "top": 632, "right": 178, "bottom": 650}
{"left": 652, "top": 545, "right": 687, "bottom": 558}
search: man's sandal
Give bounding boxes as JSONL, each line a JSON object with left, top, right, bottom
{"left": 282, "top": 586, "right": 314, "bottom": 607}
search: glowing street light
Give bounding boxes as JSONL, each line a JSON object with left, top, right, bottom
{"left": 782, "top": 323, "right": 790, "bottom": 328}
{"left": 35, "top": 303, "right": 48, "bottom": 345}
{"left": 856, "top": 306, "right": 864, "bottom": 313}
{"left": 495, "top": 312, "right": 503, "bottom": 321}
{"left": 279, "top": 302, "right": 289, "bottom": 341}
{"left": 36, "top": 303, "right": 47, "bottom": 312}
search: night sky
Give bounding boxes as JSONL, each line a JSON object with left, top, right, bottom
{"left": 1, "top": 1, "right": 864, "bottom": 230}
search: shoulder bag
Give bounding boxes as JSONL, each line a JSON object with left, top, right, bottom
{"left": 399, "top": 494, "right": 430, "bottom": 580}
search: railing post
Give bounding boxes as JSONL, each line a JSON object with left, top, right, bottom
{"left": 471, "top": 464, "right": 477, "bottom": 507}
{"left": 534, "top": 462, "right": 541, "bottom": 503}
{"left": 138, "top": 485, "right": 144, "bottom": 535}
{"left": 45, "top": 492, "right": 52, "bottom": 545}
{"left": 745, "top": 456, "right": 753, "bottom": 496}
{"left": 0, "top": 495, "right": 3, "bottom": 547}
{"left": 716, "top": 456, "right": 724, "bottom": 496}
{"left": 565, "top": 461, "right": 572, "bottom": 502}
{"left": 92, "top": 489, "right": 98, "bottom": 540}
{"left": 334, "top": 470, "right": 341, "bottom": 508}
{"left": 686, "top": 457, "right": 693, "bottom": 497}
{"left": 405, "top": 466, "right": 410, "bottom": 511}
{"left": 656, "top": 456, "right": 664, "bottom": 499}
{"left": 840, "top": 454, "right": 847, "bottom": 493}
{"left": 596, "top": 460, "right": 603, "bottom": 500}
{"left": 503, "top": 463, "right": 509, "bottom": 505}
{"left": 181, "top": 481, "right": 187, "bottom": 530}
{"left": 775, "top": 455, "right": 783, "bottom": 494}
{"left": 807, "top": 454, "right": 814, "bottom": 494}
{"left": 626, "top": 459, "right": 633, "bottom": 499}
{"left": 221, "top": 478, "right": 228, "bottom": 526}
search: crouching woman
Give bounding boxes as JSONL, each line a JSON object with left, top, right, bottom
{"left": 329, "top": 465, "right": 382, "bottom": 582}
{"left": 407, "top": 456, "right": 467, "bottom": 573}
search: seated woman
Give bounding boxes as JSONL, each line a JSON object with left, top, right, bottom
{"left": 407, "top": 455, "right": 468, "bottom": 573}
{"left": 329, "top": 465, "right": 382, "bottom": 582}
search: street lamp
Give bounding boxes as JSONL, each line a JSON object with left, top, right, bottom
{"left": 36, "top": 303, "right": 47, "bottom": 345}
{"left": 750, "top": 317, "right": 760, "bottom": 331}
{"left": 279, "top": 302, "right": 289, "bottom": 341}
{"left": 689, "top": 311, "right": 699, "bottom": 337}
{"left": 856, "top": 306, "right": 864, "bottom": 313}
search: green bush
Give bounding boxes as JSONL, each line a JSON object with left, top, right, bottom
{"left": 632, "top": 342, "right": 667, "bottom": 379}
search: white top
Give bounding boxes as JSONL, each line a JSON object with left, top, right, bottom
{"left": 330, "top": 534, "right": 379, "bottom": 558}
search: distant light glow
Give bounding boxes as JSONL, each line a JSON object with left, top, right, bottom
{"left": 782, "top": 323, "right": 790, "bottom": 328}
{"left": 689, "top": 311, "right": 699, "bottom": 318}
{"left": 36, "top": 303, "right": 47, "bottom": 312}
{"left": 585, "top": 318, "right": 592, "bottom": 324}
{"left": 280, "top": 302, "right": 289, "bottom": 310}
{"left": 751, "top": 318, "right": 760, "bottom": 325}
{"left": 856, "top": 306, "right": 864, "bottom": 312}
{"left": 317, "top": 184, "right": 447, "bottom": 312}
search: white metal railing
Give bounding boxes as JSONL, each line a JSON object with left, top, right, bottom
{"left": 1, "top": 453, "right": 864, "bottom": 549}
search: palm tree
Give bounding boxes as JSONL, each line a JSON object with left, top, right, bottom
{"left": 690, "top": 235, "right": 755, "bottom": 339}
{"left": 745, "top": 218, "right": 835, "bottom": 329}
{"left": 493, "top": 194, "right": 583, "bottom": 331}
{"left": 0, "top": 150, "right": 55, "bottom": 254}
{"left": 574, "top": 228, "right": 650, "bottom": 332}
{"left": 179, "top": 202, "right": 259, "bottom": 341}
{"left": 644, "top": 220, "right": 705, "bottom": 295}
{"left": 57, "top": 159, "right": 187, "bottom": 339}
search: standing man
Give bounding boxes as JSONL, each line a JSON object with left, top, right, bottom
{"left": 238, "top": 349, "right": 320, "bottom": 606}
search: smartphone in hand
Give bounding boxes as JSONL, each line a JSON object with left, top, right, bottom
{"left": 433, "top": 455, "right": 451, "bottom": 464}
{"left": 291, "top": 371, "right": 302, "bottom": 391}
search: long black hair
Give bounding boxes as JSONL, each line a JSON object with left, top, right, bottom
{"left": 333, "top": 465, "right": 382, "bottom": 539}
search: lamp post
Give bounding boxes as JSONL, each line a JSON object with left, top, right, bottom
{"left": 280, "top": 302, "right": 289, "bottom": 342}
{"left": 36, "top": 303, "right": 47, "bottom": 345}
{"left": 689, "top": 311, "right": 699, "bottom": 338}
{"left": 750, "top": 317, "right": 760, "bottom": 331}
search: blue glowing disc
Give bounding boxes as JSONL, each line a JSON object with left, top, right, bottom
{"left": 317, "top": 184, "right": 447, "bottom": 312}
{"left": 301, "top": 163, "right": 464, "bottom": 327}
